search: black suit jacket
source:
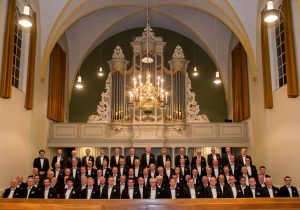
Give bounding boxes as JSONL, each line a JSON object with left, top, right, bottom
{"left": 156, "top": 155, "right": 171, "bottom": 168}
{"left": 38, "top": 187, "right": 57, "bottom": 199}
{"left": 81, "top": 187, "right": 100, "bottom": 199}
{"left": 60, "top": 188, "right": 80, "bottom": 199}
{"left": 125, "top": 155, "right": 139, "bottom": 167}
{"left": 244, "top": 186, "right": 262, "bottom": 198}
{"left": 110, "top": 155, "right": 124, "bottom": 168}
{"left": 20, "top": 186, "right": 38, "bottom": 198}
{"left": 191, "top": 156, "right": 206, "bottom": 168}
{"left": 3, "top": 188, "right": 22, "bottom": 198}
{"left": 260, "top": 186, "right": 280, "bottom": 197}
{"left": 135, "top": 186, "right": 149, "bottom": 199}
{"left": 237, "top": 155, "right": 252, "bottom": 166}
{"left": 52, "top": 169, "right": 64, "bottom": 186}
{"left": 145, "top": 187, "right": 163, "bottom": 199}
{"left": 33, "top": 157, "right": 50, "bottom": 175}
{"left": 245, "top": 165, "right": 258, "bottom": 180}
{"left": 141, "top": 153, "right": 156, "bottom": 168}
{"left": 67, "top": 157, "right": 82, "bottom": 168}
{"left": 222, "top": 154, "right": 235, "bottom": 166}
{"left": 86, "top": 168, "right": 97, "bottom": 178}
{"left": 101, "top": 185, "right": 120, "bottom": 199}
{"left": 175, "top": 155, "right": 190, "bottom": 167}
{"left": 179, "top": 166, "right": 190, "bottom": 177}
{"left": 207, "top": 153, "right": 222, "bottom": 167}
{"left": 51, "top": 156, "right": 66, "bottom": 169}
{"left": 82, "top": 156, "right": 95, "bottom": 167}
{"left": 223, "top": 185, "right": 244, "bottom": 198}
{"left": 102, "top": 167, "right": 112, "bottom": 179}
{"left": 95, "top": 155, "right": 109, "bottom": 169}
{"left": 227, "top": 163, "right": 241, "bottom": 178}
{"left": 163, "top": 186, "right": 183, "bottom": 199}
{"left": 118, "top": 165, "right": 129, "bottom": 177}
{"left": 191, "top": 165, "right": 206, "bottom": 178}
{"left": 121, "top": 187, "right": 141, "bottom": 199}
{"left": 279, "top": 185, "right": 299, "bottom": 197}
{"left": 182, "top": 186, "right": 203, "bottom": 198}
{"left": 211, "top": 166, "right": 223, "bottom": 178}
{"left": 204, "top": 186, "right": 223, "bottom": 198}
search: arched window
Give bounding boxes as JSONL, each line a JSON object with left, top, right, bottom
{"left": 12, "top": 7, "right": 23, "bottom": 89}
{"left": 274, "top": 3, "right": 286, "bottom": 88}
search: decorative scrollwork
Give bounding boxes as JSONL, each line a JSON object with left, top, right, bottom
{"left": 87, "top": 73, "right": 111, "bottom": 123}
{"left": 185, "top": 73, "right": 209, "bottom": 122}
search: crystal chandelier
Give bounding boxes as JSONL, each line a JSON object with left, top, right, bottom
{"left": 129, "top": 71, "right": 168, "bottom": 115}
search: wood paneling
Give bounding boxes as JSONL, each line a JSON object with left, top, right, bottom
{"left": 1, "top": 198, "right": 300, "bottom": 210}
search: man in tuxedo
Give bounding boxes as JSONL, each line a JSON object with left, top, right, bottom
{"left": 204, "top": 177, "right": 223, "bottom": 198}
{"left": 239, "top": 166, "right": 250, "bottom": 186}
{"left": 142, "top": 168, "right": 150, "bottom": 188}
{"left": 94, "top": 169, "right": 103, "bottom": 186}
{"left": 222, "top": 147, "right": 235, "bottom": 166}
{"left": 192, "top": 158, "right": 206, "bottom": 178}
{"left": 98, "top": 177, "right": 106, "bottom": 198}
{"left": 156, "top": 176, "right": 166, "bottom": 192}
{"left": 207, "top": 147, "right": 222, "bottom": 167}
{"left": 191, "top": 168, "right": 202, "bottom": 186}
{"left": 260, "top": 178, "right": 280, "bottom": 197}
{"left": 137, "top": 177, "right": 149, "bottom": 199}
{"left": 33, "top": 149, "right": 49, "bottom": 178}
{"left": 118, "top": 158, "right": 129, "bottom": 177}
{"left": 211, "top": 159, "right": 223, "bottom": 178}
{"left": 81, "top": 177, "right": 99, "bottom": 199}
{"left": 237, "top": 148, "right": 252, "bottom": 166}
{"left": 223, "top": 176, "right": 244, "bottom": 198}
{"left": 121, "top": 178, "right": 141, "bottom": 199}
{"left": 163, "top": 178, "right": 182, "bottom": 199}
{"left": 222, "top": 166, "right": 231, "bottom": 184}
{"left": 149, "top": 163, "right": 157, "bottom": 178}
{"left": 111, "top": 167, "right": 120, "bottom": 186}
{"left": 183, "top": 178, "right": 202, "bottom": 198}
{"left": 175, "top": 147, "right": 189, "bottom": 167}
{"left": 125, "top": 147, "right": 139, "bottom": 167}
{"left": 82, "top": 148, "right": 95, "bottom": 167}
{"left": 191, "top": 149, "right": 206, "bottom": 168}
{"left": 156, "top": 166, "right": 168, "bottom": 187}
{"left": 60, "top": 178, "right": 80, "bottom": 199}
{"left": 239, "top": 176, "right": 247, "bottom": 195}
{"left": 95, "top": 148, "right": 109, "bottom": 169}
{"left": 3, "top": 178, "right": 22, "bottom": 198}
{"left": 16, "top": 176, "right": 27, "bottom": 190}
{"left": 259, "top": 166, "right": 271, "bottom": 182}
{"left": 217, "top": 175, "right": 227, "bottom": 196}
{"left": 110, "top": 148, "right": 124, "bottom": 168}
{"left": 80, "top": 176, "right": 88, "bottom": 192}
{"left": 52, "top": 162, "right": 64, "bottom": 187}
{"left": 141, "top": 146, "right": 156, "bottom": 168}
{"left": 119, "top": 175, "right": 127, "bottom": 195}
{"left": 86, "top": 160, "right": 97, "bottom": 178}
{"left": 147, "top": 178, "right": 163, "bottom": 199}
{"left": 50, "top": 177, "right": 61, "bottom": 197}
{"left": 205, "top": 167, "right": 214, "bottom": 181}
{"left": 244, "top": 177, "right": 261, "bottom": 198}
{"left": 179, "top": 158, "right": 190, "bottom": 177}
{"left": 101, "top": 160, "right": 112, "bottom": 179}
{"left": 51, "top": 148, "right": 65, "bottom": 169}
{"left": 279, "top": 176, "right": 299, "bottom": 197}
{"left": 101, "top": 177, "right": 120, "bottom": 199}
{"left": 67, "top": 150, "right": 82, "bottom": 168}
{"left": 257, "top": 174, "right": 266, "bottom": 189}
{"left": 227, "top": 155, "right": 241, "bottom": 179}
{"left": 164, "top": 160, "right": 174, "bottom": 180}
{"left": 33, "top": 175, "right": 43, "bottom": 192}
{"left": 245, "top": 157, "right": 258, "bottom": 180}
{"left": 133, "top": 159, "right": 143, "bottom": 178}
{"left": 20, "top": 177, "right": 38, "bottom": 198}
{"left": 70, "top": 160, "right": 81, "bottom": 186}
{"left": 156, "top": 147, "right": 171, "bottom": 168}
{"left": 38, "top": 177, "right": 57, "bottom": 199}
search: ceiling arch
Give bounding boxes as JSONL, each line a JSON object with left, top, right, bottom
{"left": 39, "top": 0, "right": 258, "bottom": 81}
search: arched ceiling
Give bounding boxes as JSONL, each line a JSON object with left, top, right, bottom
{"left": 39, "top": 0, "right": 260, "bottom": 82}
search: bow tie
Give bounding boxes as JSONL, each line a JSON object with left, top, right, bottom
{"left": 88, "top": 187, "right": 93, "bottom": 190}
{"left": 108, "top": 186, "right": 113, "bottom": 189}
{"left": 189, "top": 187, "right": 194, "bottom": 190}
{"left": 128, "top": 187, "right": 134, "bottom": 190}
{"left": 67, "top": 188, "right": 72, "bottom": 190}
{"left": 151, "top": 188, "right": 156, "bottom": 191}
{"left": 170, "top": 187, "right": 176, "bottom": 190}
{"left": 11, "top": 188, "right": 16, "bottom": 191}
{"left": 40, "top": 158, "right": 44, "bottom": 159}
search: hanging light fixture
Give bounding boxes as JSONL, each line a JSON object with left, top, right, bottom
{"left": 214, "top": 17, "right": 222, "bottom": 85}
{"left": 192, "top": 43, "right": 199, "bottom": 77}
{"left": 76, "top": 15, "right": 84, "bottom": 89}
{"left": 18, "top": 1, "right": 32, "bottom": 28}
{"left": 264, "top": 0, "right": 279, "bottom": 23}
{"left": 141, "top": 0, "right": 154, "bottom": 64}
{"left": 98, "top": 47, "right": 104, "bottom": 77}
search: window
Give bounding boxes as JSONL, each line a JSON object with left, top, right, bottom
{"left": 12, "top": 7, "right": 23, "bottom": 89}
{"left": 274, "top": 3, "right": 286, "bottom": 88}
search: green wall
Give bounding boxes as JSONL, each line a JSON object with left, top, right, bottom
{"left": 69, "top": 28, "right": 227, "bottom": 122}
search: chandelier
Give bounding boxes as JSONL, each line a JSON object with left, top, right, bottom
{"left": 129, "top": 71, "right": 168, "bottom": 115}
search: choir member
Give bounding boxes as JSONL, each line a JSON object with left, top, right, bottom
{"left": 95, "top": 148, "right": 109, "bottom": 169}
{"left": 51, "top": 148, "right": 65, "bottom": 169}
{"left": 175, "top": 147, "right": 189, "bottom": 167}
{"left": 279, "top": 176, "right": 299, "bottom": 197}
{"left": 33, "top": 149, "right": 49, "bottom": 177}
{"left": 67, "top": 150, "right": 82, "bottom": 168}
{"left": 141, "top": 146, "right": 156, "bottom": 168}
{"left": 110, "top": 148, "right": 124, "bottom": 168}
{"left": 207, "top": 147, "right": 221, "bottom": 167}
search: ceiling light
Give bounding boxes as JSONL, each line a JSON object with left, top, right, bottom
{"left": 18, "top": 5, "right": 32, "bottom": 28}
{"left": 214, "top": 71, "right": 222, "bottom": 85}
{"left": 264, "top": 0, "right": 279, "bottom": 23}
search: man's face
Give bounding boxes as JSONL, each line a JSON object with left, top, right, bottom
{"left": 134, "top": 159, "right": 140, "bottom": 166}
{"left": 102, "top": 160, "right": 108, "bottom": 167}
{"left": 213, "top": 160, "right": 219, "bottom": 166}
{"left": 240, "top": 178, "right": 246, "bottom": 186}
{"left": 72, "top": 161, "right": 78, "bottom": 167}
{"left": 112, "top": 167, "right": 118, "bottom": 174}
{"left": 114, "top": 148, "right": 120, "bottom": 155}
{"left": 225, "top": 147, "right": 231, "bottom": 154}
{"left": 161, "top": 148, "right": 167, "bottom": 155}
{"left": 34, "top": 176, "right": 40, "bottom": 184}
{"left": 27, "top": 179, "right": 34, "bottom": 187}
{"left": 165, "top": 161, "right": 171, "bottom": 168}
{"left": 241, "top": 167, "right": 247, "bottom": 174}
{"left": 192, "top": 170, "right": 198, "bottom": 177}
{"left": 210, "top": 178, "right": 216, "bottom": 186}
{"left": 128, "top": 180, "right": 134, "bottom": 187}
{"left": 33, "top": 168, "right": 39, "bottom": 174}
{"left": 149, "top": 180, "right": 156, "bottom": 187}
{"left": 87, "top": 179, "right": 94, "bottom": 187}
{"left": 120, "top": 159, "right": 125, "bottom": 166}
{"left": 17, "top": 176, "right": 23, "bottom": 183}
{"left": 81, "top": 177, "right": 87, "bottom": 185}
{"left": 211, "top": 148, "right": 215, "bottom": 154}
{"left": 223, "top": 167, "right": 229, "bottom": 174}
{"left": 39, "top": 151, "right": 45, "bottom": 158}
{"left": 265, "top": 179, "right": 272, "bottom": 187}
{"left": 206, "top": 168, "right": 212, "bottom": 174}
{"left": 180, "top": 158, "right": 185, "bottom": 165}
{"left": 87, "top": 161, "right": 93, "bottom": 168}
{"left": 67, "top": 180, "right": 73, "bottom": 188}
{"left": 188, "top": 179, "right": 194, "bottom": 188}
{"left": 10, "top": 179, "right": 17, "bottom": 188}
{"left": 230, "top": 156, "right": 235, "bottom": 163}
{"left": 129, "top": 169, "right": 134, "bottom": 175}
{"left": 196, "top": 159, "right": 201, "bottom": 165}
{"left": 150, "top": 164, "right": 155, "bottom": 171}
{"left": 158, "top": 167, "right": 164, "bottom": 174}
{"left": 179, "top": 148, "right": 185, "bottom": 155}
{"left": 47, "top": 173, "right": 54, "bottom": 179}
{"left": 218, "top": 175, "right": 225, "bottom": 183}
{"left": 241, "top": 148, "right": 247, "bottom": 155}
{"left": 196, "top": 150, "right": 201, "bottom": 156}
{"left": 108, "top": 178, "right": 114, "bottom": 186}
{"left": 57, "top": 149, "right": 62, "bottom": 156}
{"left": 86, "top": 149, "right": 91, "bottom": 155}
{"left": 100, "top": 149, "right": 104, "bottom": 155}
{"left": 285, "top": 177, "right": 292, "bottom": 186}
{"left": 245, "top": 159, "right": 251, "bottom": 165}
{"left": 72, "top": 151, "right": 77, "bottom": 157}
{"left": 249, "top": 178, "right": 256, "bottom": 187}
{"left": 97, "top": 170, "right": 103, "bottom": 177}
{"left": 65, "top": 169, "right": 71, "bottom": 176}
{"left": 229, "top": 176, "right": 235, "bottom": 185}
{"left": 130, "top": 148, "right": 135, "bottom": 155}
{"left": 260, "top": 167, "right": 266, "bottom": 174}
{"left": 169, "top": 179, "right": 176, "bottom": 187}
{"left": 81, "top": 167, "right": 86, "bottom": 173}
{"left": 146, "top": 146, "right": 151, "bottom": 153}
{"left": 100, "top": 177, "right": 106, "bottom": 185}
{"left": 120, "top": 176, "right": 126, "bottom": 183}
{"left": 143, "top": 168, "right": 149, "bottom": 175}
{"left": 55, "top": 163, "right": 60, "bottom": 169}
{"left": 43, "top": 179, "right": 50, "bottom": 188}
{"left": 258, "top": 175, "right": 264, "bottom": 183}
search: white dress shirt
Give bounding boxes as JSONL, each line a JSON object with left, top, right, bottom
{"left": 170, "top": 187, "right": 176, "bottom": 199}
{"left": 287, "top": 186, "right": 293, "bottom": 197}
{"left": 120, "top": 184, "right": 125, "bottom": 194}
{"left": 211, "top": 186, "right": 217, "bottom": 198}
{"left": 242, "top": 155, "right": 246, "bottom": 165}
{"left": 8, "top": 188, "right": 15, "bottom": 198}
{"left": 230, "top": 163, "right": 235, "bottom": 174}
{"left": 146, "top": 154, "right": 150, "bottom": 166}
{"left": 57, "top": 156, "right": 61, "bottom": 163}
{"left": 214, "top": 167, "right": 219, "bottom": 178}
{"left": 108, "top": 186, "right": 113, "bottom": 199}
{"left": 139, "top": 186, "right": 144, "bottom": 199}
{"left": 251, "top": 187, "right": 256, "bottom": 198}
{"left": 40, "top": 158, "right": 44, "bottom": 168}
{"left": 86, "top": 156, "right": 90, "bottom": 164}
{"left": 197, "top": 165, "right": 202, "bottom": 176}
{"left": 166, "top": 168, "right": 171, "bottom": 178}
{"left": 128, "top": 188, "right": 134, "bottom": 199}
{"left": 231, "top": 185, "right": 237, "bottom": 198}
{"left": 150, "top": 187, "right": 156, "bottom": 199}
{"left": 72, "top": 168, "right": 77, "bottom": 178}
{"left": 130, "top": 156, "right": 134, "bottom": 165}
{"left": 246, "top": 165, "right": 252, "bottom": 176}
{"left": 44, "top": 187, "right": 50, "bottom": 199}
{"left": 268, "top": 187, "right": 274, "bottom": 198}
{"left": 189, "top": 187, "right": 196, "bottom": 199}
{"left": 135, "top": 167, "right": 139, "bottom": 177}
{"left": 65, "top": 188, "right": 72, "bottom": 199}
{"left": 87, "top": 187, "right": 93, "bottom": 199}
{"left": 120, "top": 166, "right": 124, "bottom": 176}
{"left": 163, "top": 155, "right": 166, "bottom": 167}
{"left": 115, "top": 155, "right": 119, "bottom": 165}
{"left": 26, "top": 187, "right": 32, "bottom": 199}
{"left": 212, "top": 154, "right": 217, "bottom": 160}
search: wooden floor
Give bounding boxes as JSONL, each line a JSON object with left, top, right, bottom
{"left": 1, "top": 198, "right": 300, "bottom": 210}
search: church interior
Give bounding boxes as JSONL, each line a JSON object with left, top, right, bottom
{"left": 0, "top": 0, "right": 300, "bottom": 208}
